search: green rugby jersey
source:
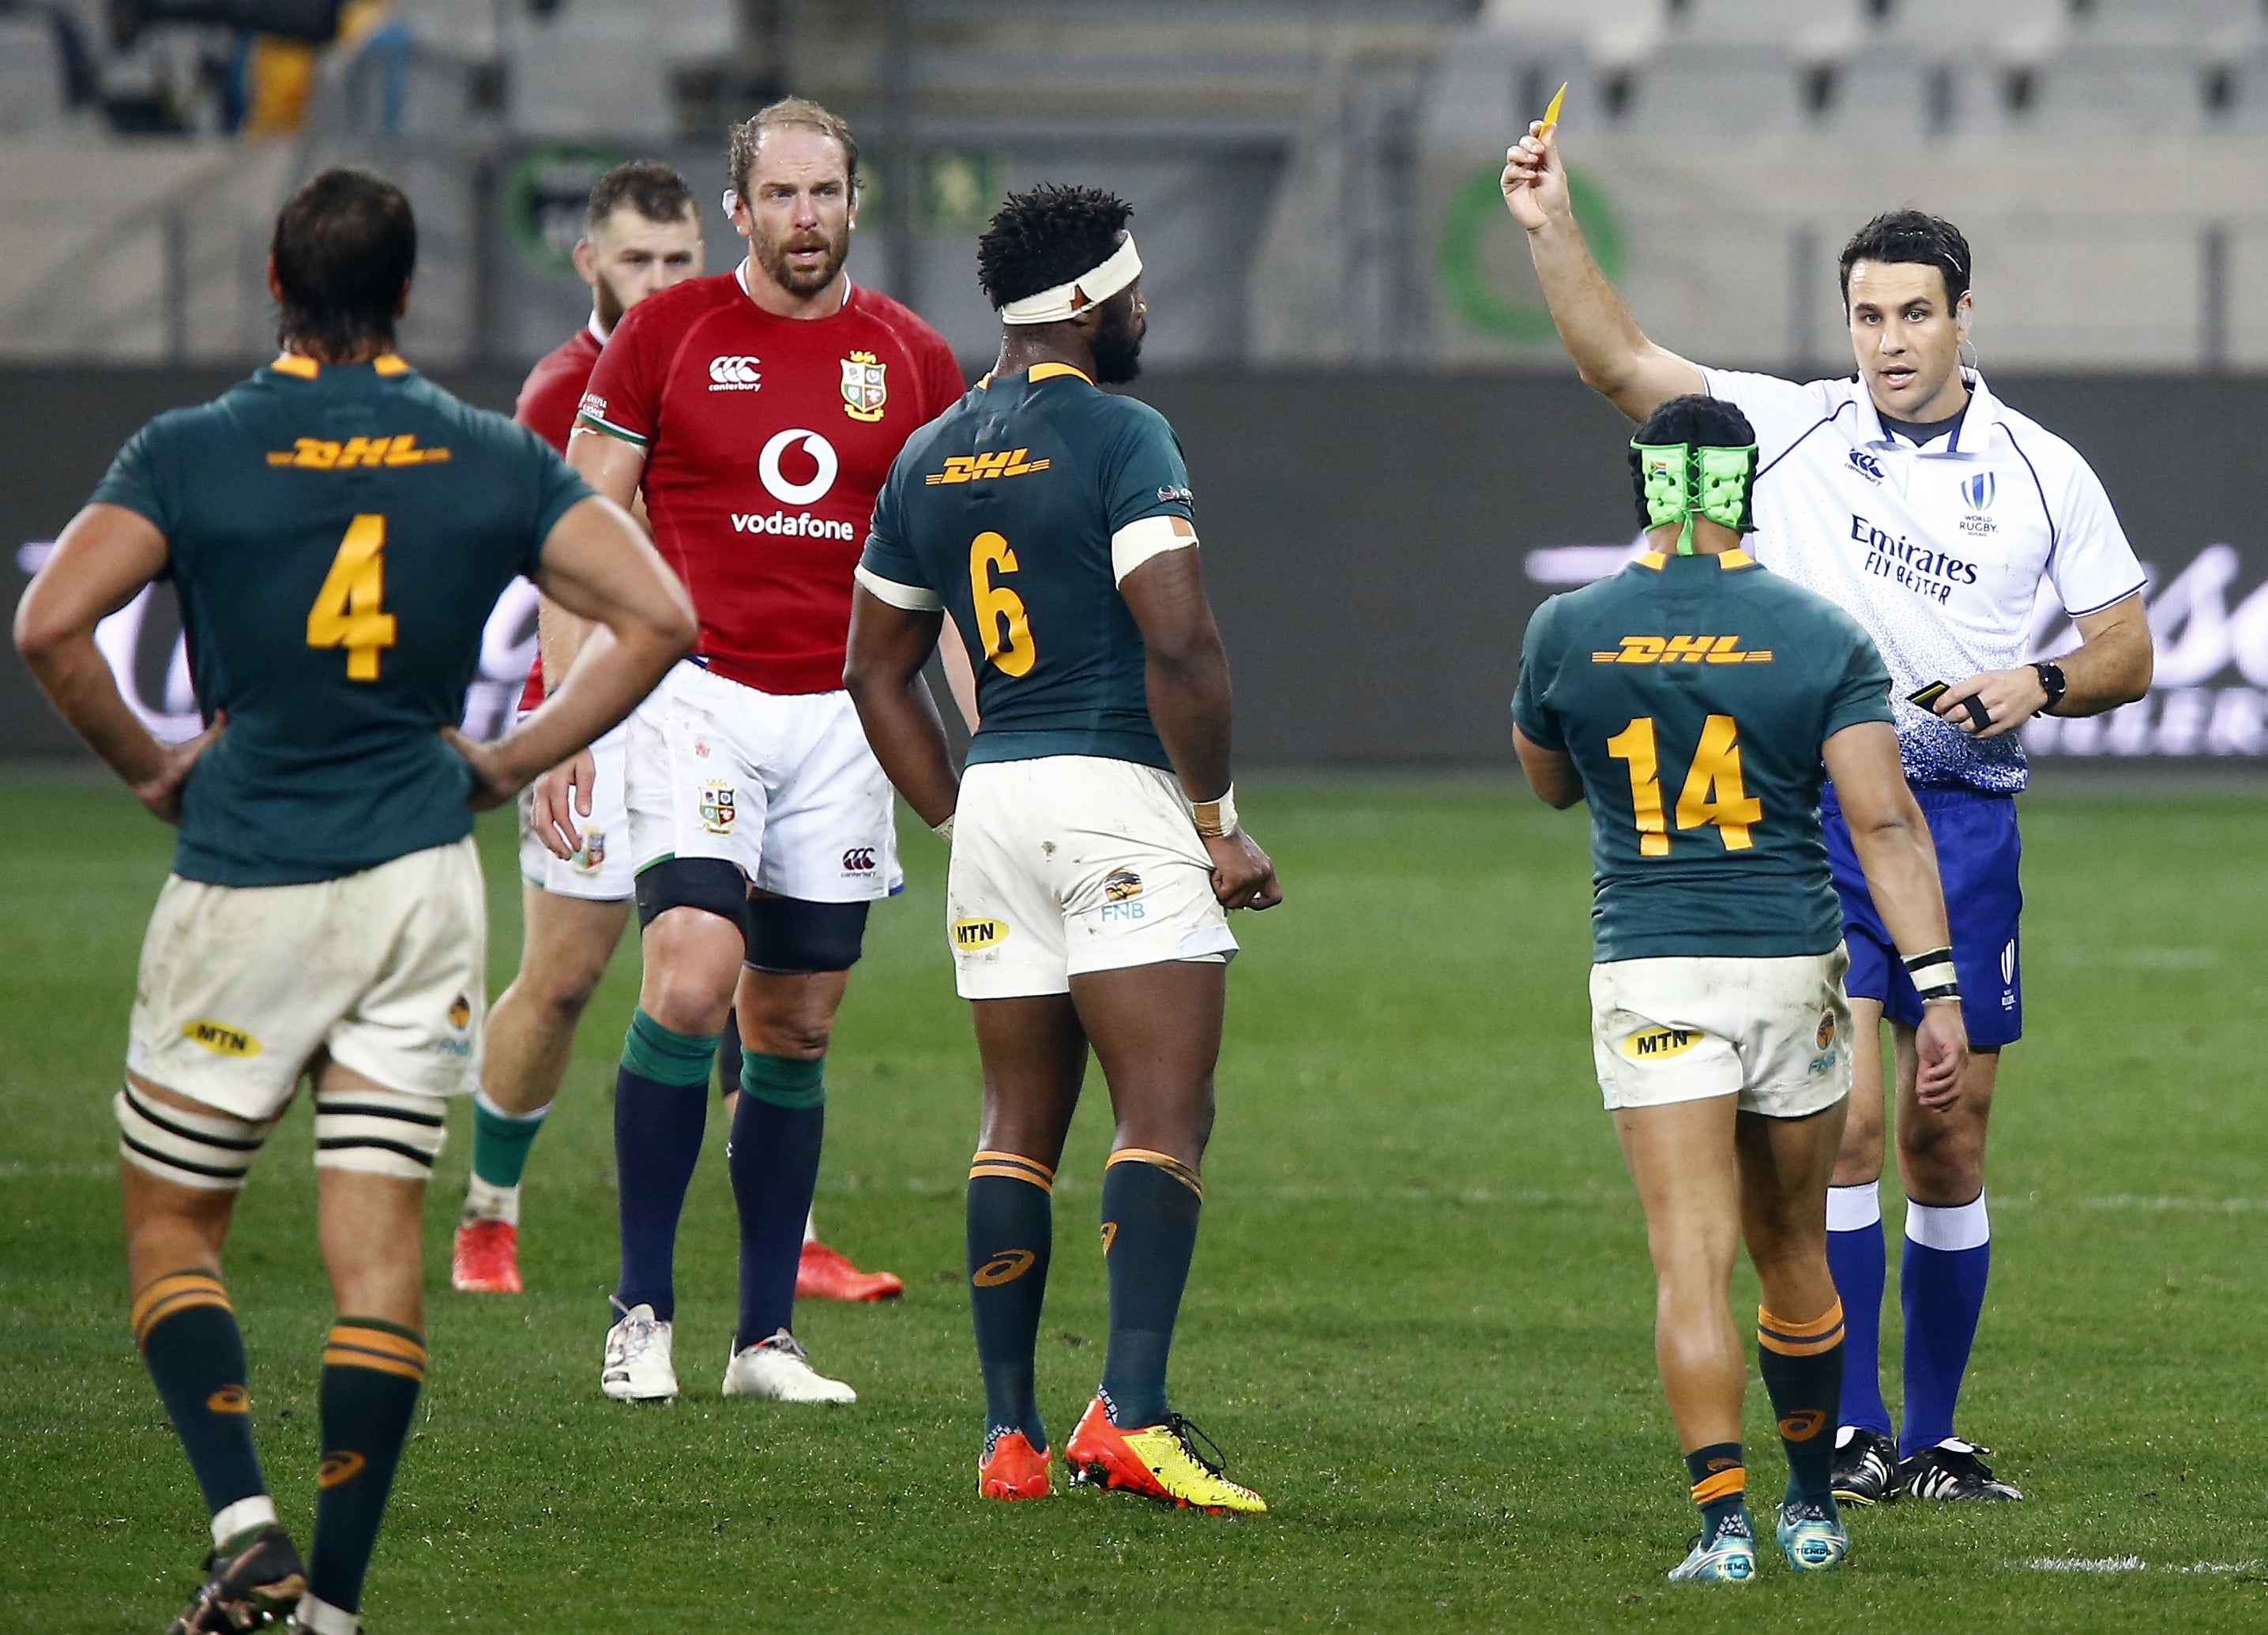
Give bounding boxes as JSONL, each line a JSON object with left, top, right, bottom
{"left": 92, "top": 355, "right": 591, "bottom": 886}
{"left": 1513, "top": 549, "right": 1894, "bottom": 963}
{"left": 858, "top": 363, "right": 1194, "bottom": 770}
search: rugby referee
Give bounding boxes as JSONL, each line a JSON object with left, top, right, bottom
{"left": 1502, "top": 117, "right": 2151, "bottom": 1504}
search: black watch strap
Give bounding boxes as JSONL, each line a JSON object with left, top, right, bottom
{"left": 2033, "top": 660, "right": 2067, "bottom": 714}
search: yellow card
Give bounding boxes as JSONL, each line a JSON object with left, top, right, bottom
{"left": 1542, "top": 81, "right": 1567, "bottom": 130}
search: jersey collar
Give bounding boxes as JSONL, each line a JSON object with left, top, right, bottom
{"left": 976, "top": 361, "right": 1096, "bottom": 390}
{"left": 586, "top": 313, "right": 610, "bottom": 346}
{"left": 269, "top": 352, "right": 411, "bottom": 379}
{"left": 1637, "top": 548, "right": 1755, "bottom": 571}
{"left": 1850, "top": 366, "right": 1992, "bottom": 456}
{"left": 734, "top": 258, "right": 855, "bottom": 319}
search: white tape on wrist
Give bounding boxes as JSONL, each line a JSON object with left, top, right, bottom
{"left": 1190, "top": 784, "right": 1238, "bottom": 839}
{"left": 1902, "top": 946, "right": 1960, "bottom": 1002}
{"left": 932, "top": 814, "right": 954, "bottom": 845}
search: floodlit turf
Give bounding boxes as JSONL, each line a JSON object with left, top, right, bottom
{"left": 6, "top": 767, "right": 2268, "bottom": 1631}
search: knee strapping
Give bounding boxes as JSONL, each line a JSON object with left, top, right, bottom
{"left": 744, "top": 896, "right": 869, "bottom": 974}
{"left": 116, "top": 1083, "right": 273, "bottom": 1193}
{"left": 314, "top": 1083, "right": 449, "bottom": 1181}
{"left": 634, "top": 858, "right": 748, "bottom": 932}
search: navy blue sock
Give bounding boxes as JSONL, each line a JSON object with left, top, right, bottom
{"left": 1097, "top": 1148, "right": 1204, "bottom": 1430}
{"left": 134, "top": 1275, "right": 268, "bottom": 1521}
{"left": 1685, "top": 1442, "right": 1750, "bottom": 1537}
{"left": 730, "top": 1051, "right": 826, "bottom": 1350}
{"left": 612, "top": 1009, "right": 719, "bottom": 1322}
{"left": 967, "top": 1154, "right": 1056, "bottom": 1449}
{"left": 1900, "top": 1193, "right": 1992, "bottom": 1458}
{"left": 1825, "top": 1182, "right": 1894, "bottom": 1438}
{"left": 1758, "top": 1301, "right": 1846, "bottom": 1507}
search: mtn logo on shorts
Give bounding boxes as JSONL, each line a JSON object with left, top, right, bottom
{"left": 182, "top": 1019, "right": 261, "bottom": 1058}
{"left": 700, "top": 783, "right": 736, "bottom": 834}
{"left": 1103, "top": 870, "right": 1143, "bottom": 902}
{"left": 448, "top": 994, "right": 472, "bottom": 1031}
{"left": 953, "top": 918, "right": 1007, "bottom": 951}
{"left": 1592, "top": 635, "right": 1773, "bottom": 665}
{"left": 1619, "top": 1025, "right": 1698, "bottom": 1061}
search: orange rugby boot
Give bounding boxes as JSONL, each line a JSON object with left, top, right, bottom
{"left": 1063, "top": 1396, "right": 1266, "bottom": 1515}
{"left": 451, "top": 1219, "right": 522, "bottom": 1294}
{"left": 978, "top": 1428, "right": 1052, "bottom": 1501}
{"left": 797, "top": 1238, "right": 904, "bottom": 1302}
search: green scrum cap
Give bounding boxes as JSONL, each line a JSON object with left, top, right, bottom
{"left": 1628, "top": 438, "right": 1759, "bottom": 556}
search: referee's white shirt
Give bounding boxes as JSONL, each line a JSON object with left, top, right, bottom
{"left": 1701, "top": 366, "right": 2146, "bottom": 794}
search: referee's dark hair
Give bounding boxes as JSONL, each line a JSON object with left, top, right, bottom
{"left": 588, "top": 160, "right": 696, "bottom": 230}
{"left": 1632, "top": 394, "right": 1756, "bottom": 453}
{"left": 1838, "top": 210, "right": 1971, "bottom": 307}
{"left": 976, "top": 183, "right": 1133, "bottom": 311}
{"left": 271, "top": 168, "right": 416, "bottom": 359}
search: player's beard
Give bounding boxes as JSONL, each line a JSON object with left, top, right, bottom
{"left": 1089, "top": 300, "right": 1144, "bottom": 384}
{"left": 754, "top": 219, "right": 852, "bottom": 297}
{"left": 592, "top": 269, "right": 631, "bottom": 334}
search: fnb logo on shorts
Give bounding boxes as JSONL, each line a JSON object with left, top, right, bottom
{"left": 1590, "top": 635, "right": 1773, "bottom": 666}
{"left": 1619, "top": 1025, "right": 1698, "bottom": 1061}
{"left": 842, "top": 847, "right": 877, "bottom": 874}
{"left": 708, "top": 355, "right": 762, "bottom": 391}
{"left": 1100, "top": 869, "right": 1147, "bottom": 923}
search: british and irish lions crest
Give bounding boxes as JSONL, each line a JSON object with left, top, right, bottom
{"left": 841, "top": 351, "right": 887, "bottom": 423}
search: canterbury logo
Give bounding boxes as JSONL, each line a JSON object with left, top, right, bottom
{"left": 972, "top": 1250, "right": 1036, "bottom": 1287}
{"left": 708, "top": 355, "right": 762, "bottom": 389}
{"left": 266, "top": 434, "right": 449, "bottom": 469}
{"left": 1778, "top": 1409, "right": 1828, "bottom": 1441}
{"left": 1099, "top": 1222, "right": 1118, "bottom": 1255}
{"left": 842, "top": 847, "right": 877, "bottom": 872}
{"left": 207, "top": 1385, "right": 250, "bottom": 1414}
{"left": 317, "top": 1451, "right": 367, "bottom": 1488}
{"left": 1592, "top": 635, "right": 1773, "bottom": 665}
{"left": 926, "top": 449, "right": 1051, "bottom": 485}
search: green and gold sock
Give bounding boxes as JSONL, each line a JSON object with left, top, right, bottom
{"left": 309, "top": 1319, "right": 426, "bottom": 1616}
{"left": 1759, "top": 1300, "right": 1846, "bottom": 1507}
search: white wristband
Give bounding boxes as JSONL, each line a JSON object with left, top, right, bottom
{"left": 1902, "top": 946, "right": 1960, "bottom": 1002}
{"left": 1190, "top": 784, "right": 1238, "bottom": 839}
{"left": 932, "top": 814, "right": 954, "bottom": 845}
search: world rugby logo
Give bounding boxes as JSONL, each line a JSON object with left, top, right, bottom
{"left": 708, "top": 355, "right": 762, "bottom": 390}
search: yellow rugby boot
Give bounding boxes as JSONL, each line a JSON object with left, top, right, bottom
{"left": 1064, "top": 1396, "right": 1267, "bottom": 1515}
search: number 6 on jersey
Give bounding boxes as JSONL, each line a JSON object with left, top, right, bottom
{"left": 307, "top": 513, "right": 397, "bottom": 680}
{"left": 970, "top": 529, "right": 1036, "bottom": 676}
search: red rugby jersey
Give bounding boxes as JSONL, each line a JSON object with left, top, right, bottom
{"left": 577, "top": 270, "right": 963, "bottom": 693}
{"left": 513, "top": 319, "right": 605, "bottom": 709}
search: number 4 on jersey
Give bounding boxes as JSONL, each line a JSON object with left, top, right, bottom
{"left": 307, "top": 513, "right": 397, "bottom": 680}
{"left": 1605, "top": 714, "right": 1762, "bottom": 856}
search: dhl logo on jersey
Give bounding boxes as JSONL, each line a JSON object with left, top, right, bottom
{"left": 267, "top": 434, "right": 452, "bottom": 470}
{"left": 1592, "top": 635, "right": 1773, "bottom": 665}
{"left": 925, "top": 449, "right": 1051, "bottom": 485}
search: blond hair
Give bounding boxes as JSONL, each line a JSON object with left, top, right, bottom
{"left": 728, "top": 97, "right": 859, "bottom": 200}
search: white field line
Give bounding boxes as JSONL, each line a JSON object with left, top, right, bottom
{"left": 2022, "top": 1558, "right": 2262, "bottom": 1574}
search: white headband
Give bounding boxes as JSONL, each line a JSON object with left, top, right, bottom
{"left": 999, "top": 234, "right": 1142, "bottom": 325}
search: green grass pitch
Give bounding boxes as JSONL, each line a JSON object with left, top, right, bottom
{"left": 5, "top": 769, "right": 2267, "bottom": 1631}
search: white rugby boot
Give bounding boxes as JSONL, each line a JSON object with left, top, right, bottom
{"left": 601, "top": 1302, "right": 678, "bottom": 1401}
{"left": 720, "top": 1329, "right": 857, "bottom": 1403}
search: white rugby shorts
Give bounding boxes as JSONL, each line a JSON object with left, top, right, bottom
{"left": 1589, "top": 945, "right": 1852, "bottom": 1118}
{"left": 126, "top": 837, "right": 487, "bottom": 1121}
{"left": 625, "top": 660, "right": 901, "bottom": 901}
{"left": 517, "top": 717, "right": 634, "bottom": 901}
{"left": 947, "top": 756, "right": 1239, "bottom": 999}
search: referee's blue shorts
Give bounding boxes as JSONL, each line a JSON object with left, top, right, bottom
{"left": 1821, "top": 784, "right": 2022, "bottom": 1050}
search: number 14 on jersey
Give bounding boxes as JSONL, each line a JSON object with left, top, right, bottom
{"left": 1605, "top": 714, "right": 1762, "bottom": 856}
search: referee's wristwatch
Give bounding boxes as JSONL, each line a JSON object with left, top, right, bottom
{"left": 2031, "top": 660, "right": 2068, "bottom": 716}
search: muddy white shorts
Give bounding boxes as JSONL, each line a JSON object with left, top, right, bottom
{"left": 517, "top": 718, "right": 634, "bottom": 901}
{"left": 1589, "top": 945, "right": 1852, "bottom": 1118}
{"left": 946, "top": 755, "right": 1239, "bottom": 1000}
{"left": 126, "top": 838, "right": 485, "bottom": 1124}
{"left": 624, "top": 660, "right": 901, "bottom": 901}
